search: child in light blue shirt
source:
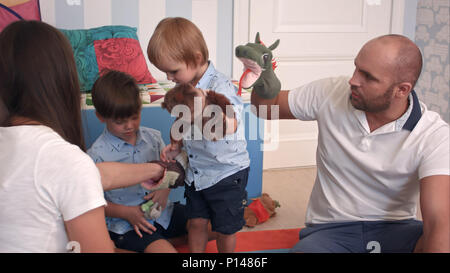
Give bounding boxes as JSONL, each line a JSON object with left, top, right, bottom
{"left": 87, "top": 70, "right": 189, "bottom": 253}
{"left": 148, "top": 17, "right": 250, "bottom": 253}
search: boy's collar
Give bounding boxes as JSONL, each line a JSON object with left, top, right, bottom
{"left": 195, "top": 61, "right": 215, "bottom": 89}
{"left": 104, "top": 127, "right": 145, "bottom": 151}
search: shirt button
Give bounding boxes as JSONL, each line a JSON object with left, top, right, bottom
{"left": 359, "top": 139, "right": 370, "bottom": 151}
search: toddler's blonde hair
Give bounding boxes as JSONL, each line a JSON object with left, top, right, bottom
{"left": 148, "top": 17, "right": 209, "bottom": 68}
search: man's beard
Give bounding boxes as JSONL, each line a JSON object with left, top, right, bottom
{"left": 350, "top": 84, "right": 394, "bottom": 113}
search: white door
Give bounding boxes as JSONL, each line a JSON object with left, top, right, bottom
{"left": 233, "top": 0, "right": 406, "bottom": 169}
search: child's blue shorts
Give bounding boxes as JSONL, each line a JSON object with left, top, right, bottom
{"left": 290, "top": 219, "right": 423, "bottom": 253}
{"left": 184, "top": 167, "right": 250, "bottom": 235}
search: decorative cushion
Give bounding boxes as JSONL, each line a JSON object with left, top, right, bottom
{"left": 0, "top": 0, "right": 41, "bottom": 32}
{"left": 60, "top": 25, "right": 156, "bottom": 92}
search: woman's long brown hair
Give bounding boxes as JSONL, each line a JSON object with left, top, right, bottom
{"left": 0, "top": 20, "right": 86, "bottom": 151}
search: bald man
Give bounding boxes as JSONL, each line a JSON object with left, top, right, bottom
{"left": 251, "top": 35, "right": 449, "bottom": 253}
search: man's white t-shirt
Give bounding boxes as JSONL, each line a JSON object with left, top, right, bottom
{"left": 288, "top": 76, "right": 450, "bottom": 224}
{"left": 0, "top": 125, "right": 106, "bottom": 252}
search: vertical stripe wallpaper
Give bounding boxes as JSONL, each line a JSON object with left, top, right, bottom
{"left": 111, "top": 0, "right": 139, "bottom": 28}
{"left": 166, "top": 0, "right": 191, "bottom": 19}
{"left": 84, "top": 0, "right": 111, "bottom": 28}
{"left": 54, "top": 0, "right": 83, "bottom": 28}
{"left": 39, "top": 0, "right": 234, "bottom": 80}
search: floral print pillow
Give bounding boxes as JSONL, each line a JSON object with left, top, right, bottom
{"left": 60, "top": 25, "right": 156, "bottom": 92}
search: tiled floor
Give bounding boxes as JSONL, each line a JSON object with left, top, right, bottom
{"left": 242, "top": 167, "right": 316, "bottom": 232}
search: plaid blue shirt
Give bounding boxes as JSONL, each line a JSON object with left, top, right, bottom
{"left": 184, "top": 61, "right": 250, "bottom": 191}
{"left": 87, "top": 127, "right": 174, "bottom": 234}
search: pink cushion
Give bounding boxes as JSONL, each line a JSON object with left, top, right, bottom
{"left": 60, "top": 25, "right": 157, "bottom": 91}
{"left": 94, "top": 38, "right": 155, "bottom": 85}
{"left": 0, "top": 0, "right": 41, "bottom": 32}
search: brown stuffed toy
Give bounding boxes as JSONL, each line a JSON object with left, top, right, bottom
{"left": 161, "top": 83, "right": 235, "bottom": 143}
{"left": 244, "top": 193, "right": 281, "bottom": 227}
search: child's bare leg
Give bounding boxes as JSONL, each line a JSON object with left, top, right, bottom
{"left": 168, "top": 221, "right": 217, "bottom": 247}
{"left": 144, "top": 239, "right": 178, "bottom": 253}
{"left": 188, "top": 218, "right": 209, "bottom": 253}
{"left": 216, "top": 233, "right": 236, "bottom": 253}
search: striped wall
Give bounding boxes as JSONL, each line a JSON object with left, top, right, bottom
{"left": 39, "top": 0, "right": 234, "bottom": 80}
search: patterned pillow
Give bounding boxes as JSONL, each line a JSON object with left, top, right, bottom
{"left": 59, "top": 25, "right": 156, "bottom": 92}
{"left": 0, "top": 0, "right": 41, "bottom": 32}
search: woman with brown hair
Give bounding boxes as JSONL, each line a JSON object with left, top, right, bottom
{"left": 0, "top": 20, "right": 165, "bottom": 252}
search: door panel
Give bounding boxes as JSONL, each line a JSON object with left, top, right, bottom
{"left": 234, "top": 0, "right": 404, "bottom": 169}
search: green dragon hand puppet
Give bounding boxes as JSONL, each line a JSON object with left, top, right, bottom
{"left": 235, "top": 32, "right": 281, "bottom": 99}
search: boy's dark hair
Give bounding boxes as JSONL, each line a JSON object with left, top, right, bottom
{"left": 91, "top": 70, "right": 142, "bottom": 119}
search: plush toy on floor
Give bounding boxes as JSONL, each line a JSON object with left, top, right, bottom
{"left": 235, "top": 32, "right": 281, "bottom": 99}
{"left": 244, "top": 193, "right": 281, "bottom": 227}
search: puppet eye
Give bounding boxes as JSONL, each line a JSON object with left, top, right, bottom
{"left": 261, "top": 53, "right": 270, "bottom": 65}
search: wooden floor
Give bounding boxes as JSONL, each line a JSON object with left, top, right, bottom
{"left": 242, "top": 166, "right": 316, "bottom": 232}
{"left": 242, "top": 166, "right": 422, "bottom": 232}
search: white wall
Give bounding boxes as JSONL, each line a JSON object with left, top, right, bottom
{"left": 39, "top": 0, "right": 418, "bottom": 84}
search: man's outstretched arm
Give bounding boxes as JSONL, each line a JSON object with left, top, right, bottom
{"left": 250, "top": 90, "right": 296, "bottom": 120}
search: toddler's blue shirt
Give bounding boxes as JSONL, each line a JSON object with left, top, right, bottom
{"left": 183, "top": 61, "right": 250, "bottom": 191}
